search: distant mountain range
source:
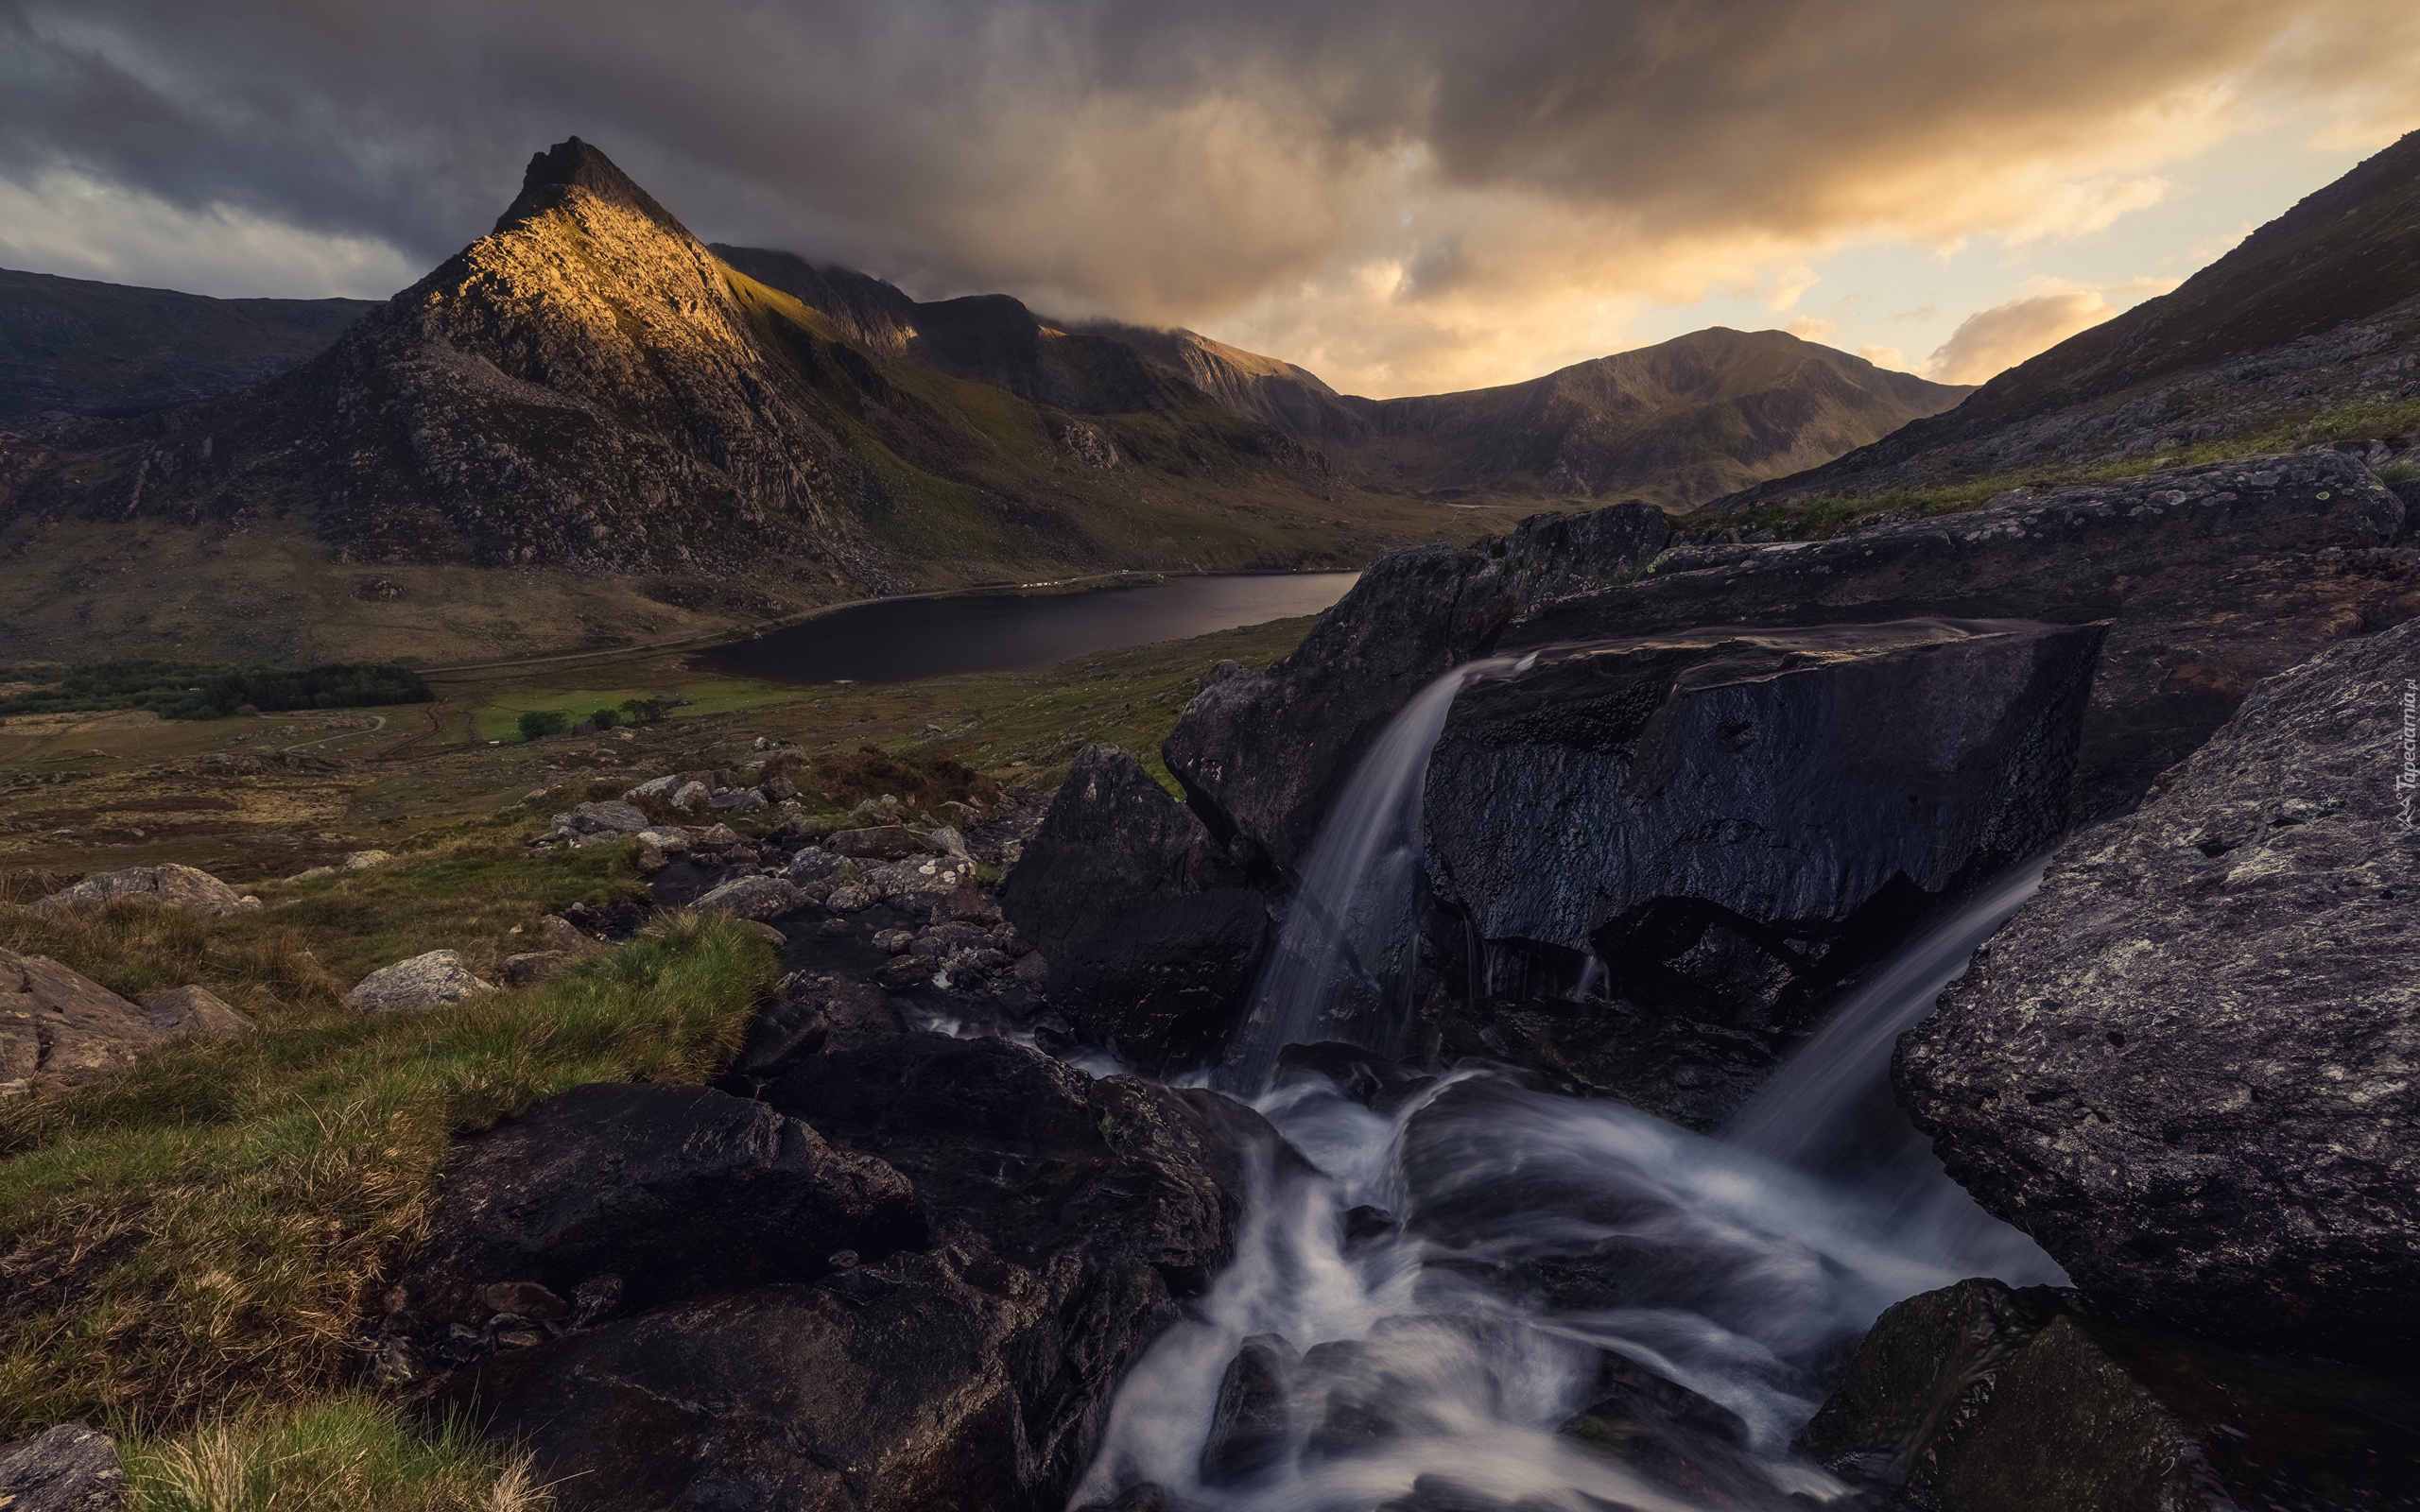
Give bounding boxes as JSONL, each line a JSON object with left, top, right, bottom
{"left": 0, "top": 269, "right": 375, "bottom": 426}
{"left": 1707, "top": 128, "right": 2420, "bottom": 512}
{"left": 0, "top": 137, "right": 1971, "bottom": 666}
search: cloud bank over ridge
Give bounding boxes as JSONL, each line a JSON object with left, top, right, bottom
{"left": 2, "top": 0, "right": 2415, "bottom": 394}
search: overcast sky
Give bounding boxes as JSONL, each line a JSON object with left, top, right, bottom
{"left": 2, "top": 0, "right": 2414, "bottom": 398}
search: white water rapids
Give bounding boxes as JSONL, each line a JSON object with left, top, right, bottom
{"left": 1069, "top": 659, "right": 2068, "bottom": 1511}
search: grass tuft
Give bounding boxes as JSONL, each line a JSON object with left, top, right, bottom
{"left": 124, "top": 1393, "right": 551, "bottom": 1512}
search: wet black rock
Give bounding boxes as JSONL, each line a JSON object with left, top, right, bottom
{"left": 1559, "top": 1351, "right": 1763, "bottom": 1506}
{"left": 1200, "top": 1333, "right": 1297, "bottom": 1486}
{"left": 444, "top": 1033, "right": 1268, "bottom": 1512}
{"left": 0, "top": 1422, "right": 123, "bottom": 1512}
{"left": 999, "top": 744, "right": 1270, "bottom": 1068}
{"left": 456, "top": 1252, "right": 1060, "bottom": 1512}
{"left": 1166, "top": 504, "right": 1670, "bottom": 874}
{"left": 1800, "top": 1278, "right": 2420, "bottom": 1510}
{"left": 1896, "top": 618, "right": 2420, "bottom": 1363}
{"left": 1423, "top": 618, "right": 2100, "bottom": 1120}
{"left": 395, "top": 1083, "right": 922, "bottom": 1327}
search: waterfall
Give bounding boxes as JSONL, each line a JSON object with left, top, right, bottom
{"left": 1076, "top": 862, "right": 2064, "bottom": 1511}
{"left": 1219, "top": 655, "right": 1530, "bottom": 1093}
{"left": 1727, "top": 857, "right": 2048, "bottom": 1176}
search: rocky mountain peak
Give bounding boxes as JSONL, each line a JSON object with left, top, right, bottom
{"left": 494, "top": 135, "right": 691, "bottom": 239}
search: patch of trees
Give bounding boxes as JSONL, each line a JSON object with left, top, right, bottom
{"left": 0, "top": 661, "right": 433, "bottom": 721}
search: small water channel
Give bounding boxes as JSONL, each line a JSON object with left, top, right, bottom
{"left": 700, "top": 572, "right": 1360, "bottom": 684}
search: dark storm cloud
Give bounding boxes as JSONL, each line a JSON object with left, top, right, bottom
{"left": 1, "top": 0, "right": 2413, "bottom": 387}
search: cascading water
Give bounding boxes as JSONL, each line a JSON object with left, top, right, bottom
{"left": 1075, "top": 662, "right": 2067, "bottom": 1511}
{"left": 1218, "top": 655, "right": 1531, "bottom": 1093}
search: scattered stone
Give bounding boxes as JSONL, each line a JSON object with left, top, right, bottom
{"left": 497, "top": 953, "right": 575, "bottom": 988}
{"left": 341, "top": 850, "right": 391, "bottom": 870}
{"left": 699, "top": 824, "right": 741, "bottom": 847}
{"left": 670, "top": 781, "right": 711, "bottom": 812}
{"left": 784, "top": 848, "right": 842, "bottom": 885}
{"left": 1898, "top": 617, "right": 2420, "bottom": 1362}
{"left": 0, "top": 1420, "right": 125, "bottom": 1511}
{"left": 538, "top": 916, "right": 604, "bottom": 955}
{"left": 29, "top": 863, "right": 261, "bottom": 919}
{"left": 827, "top": 824, "right": 928, "bottom": 861}
{"left": 135, "top": 984, "right": 253, "bottom": 1038}
{"left": 693, "top": 875, "right": 807, "bottom": 922}
{"left": 739, "top": 919, "right": 787, "bottom": 947}
{"left": 547, "top": 801, "right": 649, "bottom": 841}
{"left": 871, "top": 929, "right": 914, "bottom": 954}
{"left": 634, "top": 826, "right": 690, "bottom": 853}
{"left": 823, "top": 885, "right": 873, "bottom": 913}
{"left": 344, "top": 951, "right": 496, "bottom": 1015}
{"left": 925, "top": 824, "right": 971, "bottom": 860}
{"left": 625, "top": 776, "right": 680, "bottom": 802}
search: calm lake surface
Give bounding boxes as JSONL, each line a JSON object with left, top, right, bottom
{"left": 700, "top": 572, "right": 1360, "bottom": 685}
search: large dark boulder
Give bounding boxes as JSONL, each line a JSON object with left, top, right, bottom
{"left": 1165, "top": 503, "right": 1670, "bottom": 873}
{"left": 1418, "top": 617, "right": 2099, "bottom": 1122}
{"left": 446, "top": 1035, "right": 1269, "bottom": 1512}
{"left": 998, "top": 744, "right": 1270, "bottom": 1067}
{"left": 1509, "top": 451, "right": 2411, "bottom": 821}
{"left": 1799, "top": 1278, "right": 2420, "bottom": 1510}
{"left": 395, "top": 1083, "right": 923, "bottom": 1328}
{"left": 1897, "top": 617, "right": 2420, "bottom": 1363}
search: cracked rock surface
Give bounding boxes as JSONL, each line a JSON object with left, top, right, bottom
{"left": 1896, "top": 616, "right": 2420, "bottom": 1363}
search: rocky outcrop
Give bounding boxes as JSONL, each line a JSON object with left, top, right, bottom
{"left": 423, "top": 1033, "right": 1267, "bottom": 1512}
{"left": 343, "top": 950, "right": 494, "bottom": 1014}
{"left": 29, "top": 863, "right": 259, "bottom": 919}
{"left": 1799, "top": 1278, "right": 2420, "bottom": 1510}
{"left": 999, "top": 745, "right": 1270, "bottom": 1068}
{"left": 0, "top": 1421, "right": 124, "bottom": 1511}
{"left": 1165, "top": 501, "right": 1671, "bottom": 875}
{"left": 1167, "top": 452, "right": 2411, "bottom": 885}
{"left": 1419, "top": 619, "right": 2100, "bottom": 1117}
{"left": 2, "top": 951, "right": 239, "bottom": 1097}
{"left": 1896, "top": 617, "right": 2420, "bottom": 1364}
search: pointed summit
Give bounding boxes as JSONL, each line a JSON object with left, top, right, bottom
{"left": 493, "top": 136, "right": 690, "bottom": 238}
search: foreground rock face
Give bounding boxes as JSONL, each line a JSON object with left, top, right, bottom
{"left": 1437, "top": 620, "right": 2096, "bottom": 982}
{"left": 1799, "top": 1278, "right": 2420, "bottom": 1510}
{"left": 1897, "top": 617, "right": 2420, "bottom": 1363}
{"left": 423, "top": 1035, "right": 1265, "bottom": 1512}
{"left": 29, "top": 863, "right": 259, "bottom": 919}
{"left": 1000, "top": 745, "right": 1270, "bottom": 1067}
